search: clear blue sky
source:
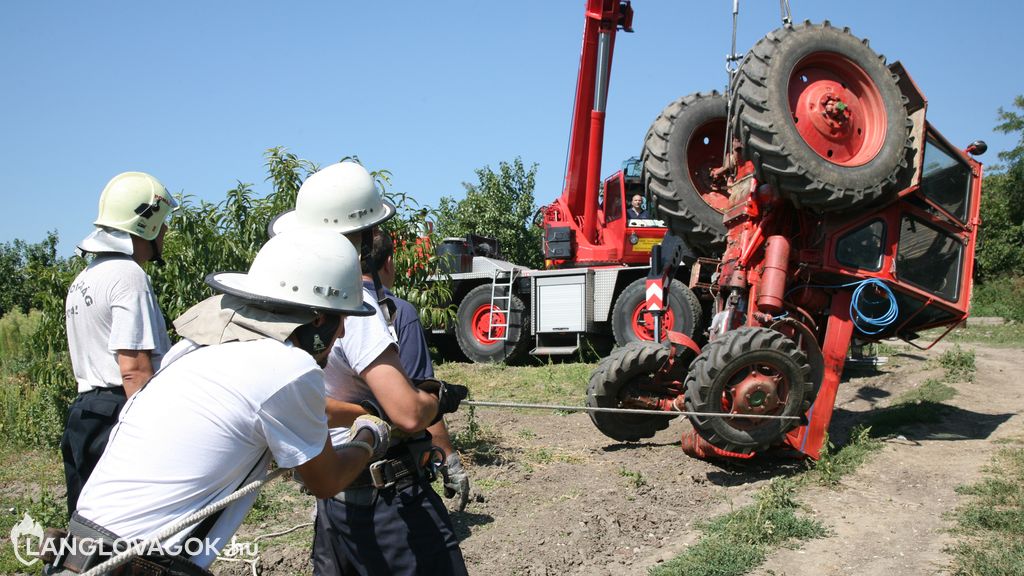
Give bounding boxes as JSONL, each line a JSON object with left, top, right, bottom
{"left": 3, "top": 1, "right": 1020, "bottom": 256}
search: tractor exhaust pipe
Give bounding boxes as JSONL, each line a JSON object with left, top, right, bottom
{"left": 757, "top": 234, "right": 790, "bottom": 314}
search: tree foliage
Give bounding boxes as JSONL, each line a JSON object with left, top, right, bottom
{"left": 0, "top": 231, "right": 63, "bottom": 317}
{"left": 1, "top": 147, "right": 454, "bottom": 448}
{"left": 436, "top": 157, "right": 543, "bottom": 269}
{"left": 976, "top": 95, "right": 1024, "bottom": 281}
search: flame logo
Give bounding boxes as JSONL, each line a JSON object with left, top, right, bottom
{"left": 9, "top": 512, "right": 44, "bottom": 566}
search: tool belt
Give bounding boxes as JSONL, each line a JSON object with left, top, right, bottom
{"left": 44, "top": 514, "right": 213, "bottom": 576}
{"left": 344, "top": 435, "right": 442, "bottom": 492}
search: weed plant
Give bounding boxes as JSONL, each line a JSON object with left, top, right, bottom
{"left": 948, "top": 440, "right": 1024, "bottom": 575}
{"left": 650, "top": 479, "right": 826, "bottom": 576}
{"left": 938, "top": 345, "right": 976, "bottom": 383}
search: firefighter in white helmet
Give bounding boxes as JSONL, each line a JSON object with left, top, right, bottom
{"left": 271, "top": 161, "right": 470, "bottom": 575}
{"left": 61, "top": 171, "right": 179, "bottom": 516}
{"left": 57, "top": 229, "right": 393, "bottom": 575}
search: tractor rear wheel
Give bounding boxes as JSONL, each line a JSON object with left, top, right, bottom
{"left": 642, "top": 92, "right": 729, "bottom": 255}
{"left": 586, "top": 341, "right": 687, "bottom": 442}
{"left": 455, "top": 284, "right": 530, "bottom": 364}
{"left": 611, "top": 277, "right": 702, "bottom": 348}
{"left": 684, "top": 327, "right": 813, "bottom": 454}
{"left": 731, "top": 21, "right": 913, "bottom": 212}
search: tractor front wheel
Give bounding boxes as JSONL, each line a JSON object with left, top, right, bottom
{"left": 684, "top": 327, "right": 813, "bottom": 454}
{"left": 586, "top": 341, "right": 688, "bottom": 442}
{"left": 455, "top": 284, "right": 530, "bottom": 364}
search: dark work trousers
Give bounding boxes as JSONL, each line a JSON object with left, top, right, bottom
{"left": 60, "top": 387, "right": 127, "bottom": 515}
{"left": 313, "top": 481, "right": 467, "bottom": 576}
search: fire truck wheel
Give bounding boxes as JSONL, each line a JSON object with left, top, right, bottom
{"left": 684, "top": 327, "right": 812, "bottom": 454}
{"left": 611, "top": 277, "right": 702, "bottom": 348}
{"left": 643, "top": 92, "right": 729, "bottom": 255}
{"left": 455, "top": 283, "right": 530, "bottom": 365}
{"left": 731, "top": 21, "right": 913, "bottom": 212}
{"left": 586, "top": 341, "right": 686, "bottom": 442}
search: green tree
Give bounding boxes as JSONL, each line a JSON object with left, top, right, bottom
{"left": 0, "top": 231, "right": 61, "bottom": 316}
{"left": 436, "top": 157, "right": 543, "bottom": 269}
{"left": 150, "top": 147, "right": 318, "bottom": 321}
{"left": 976, "top": 95, "right": 1024, "bottom": 280}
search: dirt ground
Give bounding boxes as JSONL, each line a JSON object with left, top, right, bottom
{"left": 209, "top": 337, "right": 1024, "bottom": 576}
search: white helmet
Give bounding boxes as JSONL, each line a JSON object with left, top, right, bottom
{"left": 269, "top": 161, "right": 396, "bottom": 237}
{"left": 206, "top": 228, "right": 375, "bottom": 316}
{"left": 93, "top": 172, "right": 178, "bottom": 241}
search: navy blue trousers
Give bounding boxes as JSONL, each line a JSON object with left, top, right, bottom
{"left": 312, "top": 481, "right": 467, "bottom": 576}
{"left": 60, "top": 387, "right": 127, "bottom": 516}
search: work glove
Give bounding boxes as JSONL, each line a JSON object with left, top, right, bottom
{"left": 351, "top": 414, "right": 391, "bottom": 460}
{"left": 442, "top": 452, "right": 471, "bottom": 512}
{"left": 416, "top": 379, "right": 470, "bottom": 420}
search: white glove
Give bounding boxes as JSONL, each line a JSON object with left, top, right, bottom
{"left": 443, "top": 452, "right": 470, "bottom": 511}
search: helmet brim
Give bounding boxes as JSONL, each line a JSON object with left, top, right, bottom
{"left": 205, "top": 272, "right": 376, "bottom": 317}
{"left": 267, "top": 198, "right": 398, "bottom": 238}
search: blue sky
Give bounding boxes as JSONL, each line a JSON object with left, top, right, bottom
{"left": 3, "top": 1, "right": 1021, "bottom": 256}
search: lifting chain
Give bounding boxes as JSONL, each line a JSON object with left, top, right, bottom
{"left": 465, "top": 400, "right": 800, "bottom": 421}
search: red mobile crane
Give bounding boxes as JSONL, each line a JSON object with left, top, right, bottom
{"left": 435, "top": 0, "right": 704, "bottom": 364}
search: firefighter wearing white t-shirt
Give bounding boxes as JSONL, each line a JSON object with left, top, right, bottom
{"left": 58, "top": 229, "right": 393, "bottom": 576}
{"left": 270, "top": 162, "right": 469, "bottom": 575}
{"left": 61, "top": 172, "right": 177, "bottom": 516}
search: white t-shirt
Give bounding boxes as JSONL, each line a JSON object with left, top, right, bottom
{"left": 76, "top": 338, "right": 328, "bottom": 568}
{"left": 322, "top": 287, "right": 396, "bottom": 446}
{"left": 66, "top": 254, "right": 171, "bottom": 393}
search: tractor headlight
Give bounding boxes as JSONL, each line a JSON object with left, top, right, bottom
{"left": 629, "top": 233, "right": 639, "bottom": 245}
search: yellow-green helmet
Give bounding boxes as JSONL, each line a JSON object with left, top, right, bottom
{"left": 94, "top": 172, "right": 177, "bottom": 240}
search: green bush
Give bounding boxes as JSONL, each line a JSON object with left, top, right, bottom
{"left": 972, "top": 277, "right": 1024, "bottom": 322}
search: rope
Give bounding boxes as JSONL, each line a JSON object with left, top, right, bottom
{"left": 465, "top": 400, "right": 800, "bottom": 420}
{"left": 80, "top": 467, "right": 290, "bottom": 576}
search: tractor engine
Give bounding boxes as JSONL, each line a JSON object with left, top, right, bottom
{"left": 587, "top": 20, "right": 985, "bottom": 460}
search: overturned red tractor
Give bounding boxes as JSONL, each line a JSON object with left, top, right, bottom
{"left": 587, "top": 19, "right": 987, "bottom": 460}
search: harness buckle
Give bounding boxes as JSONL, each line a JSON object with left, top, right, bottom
{"left": 368, "top": 460, "right": 396, "bottom": 489}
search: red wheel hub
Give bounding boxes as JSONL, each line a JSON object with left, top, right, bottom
{"left": 687, "top": 118, "right": 730, "bottom": 212}
{"left": 788, "top": 52, "right": 887, "bottom": 167}
{"left": 470, "top": 304, "right": 506, "bottom": 345}
{"left": 721, "top": 362, "right": 789, "bottom": 430}
{"left": 630, "top": 302, "right": 676, "bottom": 341}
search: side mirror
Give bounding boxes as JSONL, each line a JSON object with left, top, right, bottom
{"left": 966, "top": 140, "right": 988, "bottom": 156}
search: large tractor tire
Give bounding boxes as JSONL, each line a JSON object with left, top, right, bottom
{"left": 611, "top": 277, "right": 702, "bottom": 348}
{"left": 731, "top": 21, "right": 913, "bottom": 212}
{"left": 586, "top": 341, "right": 686, "bottom": 442}
{"left": 684, "top": 327, "right": 813, "bottom": 454}
{"left": 643, "top": 92, "right": 729, "bottom": 255}
{"left": 455, "top": 284, "right": 530, "bottom": 364}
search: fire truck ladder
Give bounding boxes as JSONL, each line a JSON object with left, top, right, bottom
{"left": 487, "top": 264, "right": 517, "bottom": 341}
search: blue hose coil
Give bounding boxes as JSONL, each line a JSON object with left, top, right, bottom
{"left": 849, "top": 278, "right": 899, "bottom": 335}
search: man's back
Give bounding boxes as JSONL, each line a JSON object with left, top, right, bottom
{"left": 77, "top": 338, "right": 328, "bottom": 567}
{"left": 65, "top": 254, "right": 170, "bottom": 392}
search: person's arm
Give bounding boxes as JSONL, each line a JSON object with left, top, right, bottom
{"left": 294, "top": 429, "right": 376, "bottom": 498}
{"left": 117, "top": 349, "right": 155, "bottom": 397}
{"left": 325, "top": 398, "right": 367, "bottom": 428}
{"left": 361, "top": 346, "right": 438, "bottom": 433}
